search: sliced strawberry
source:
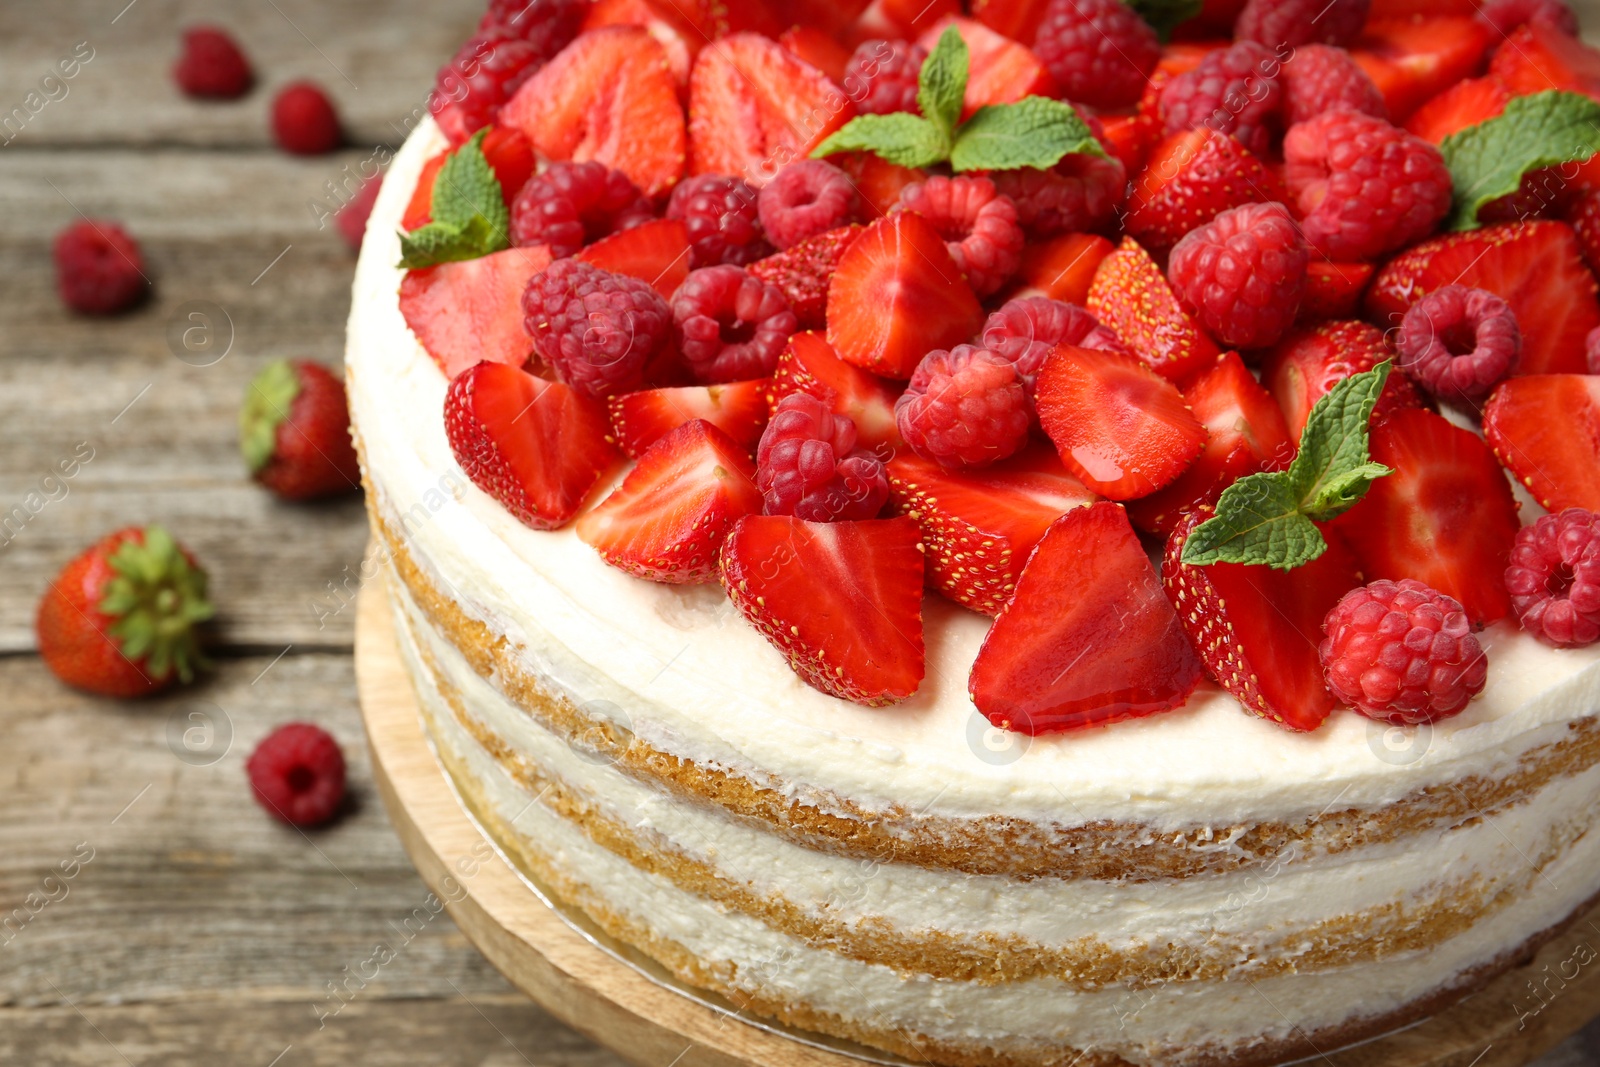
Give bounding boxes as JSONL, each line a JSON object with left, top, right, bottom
{"left": 1298, "top": 261, "right": 1374, "bottom": 323}
{"left": 970, "top": 502, "right": 1203, "bottom": 735}
{"left": 1127, "top": 352, "right": 1293, "bottom": 535}
{"left": 1490, "top": 21, "right": 1600, "bottom": 99}
{"left": 1483, "top": 375, "right": 1600, "bottom": 513}
{"left": 875, "top": 0, "right": 963, "bottom": 36}
{"left": 1331, "top": 408, "right": 1521, "bottom": 624}
{"left": 606, "top": 379, "right": 770, "bottom": 458}
{"left": 1365, "top": 221, "right": 1600, "bottom": 377}
{"left": 1004, "top": 232, "right": 1117, "bottom": 307}
{"left": 1125, "top": 129, "right": 1285, "bottom": 257}
{"left": 767, "top": 331, "right": 901, "bottom": 450}
{"left": 1403, "top": 75, "right": 1511, "bottom": 144}
{"left": 1262, "top": 320, "right": 1425, "bottom": 442}
{"left": 1350, "top": 16, "right": 1495, "bottom": 122}
{"left": 719, "top": 515, "right": 925, "bottom": 706}
{"left": 969, "top": 0, "right": 1050, "bottom": 42}
{"left": 791, "top": 0, "right": 875, "bottom": 36}
{"left": 688, "top": 33, "right": 855, "bottom": 187}
{"left": 404, "top": 152, "right": 447, "bottom": 231}
{"left": 578, "top": 420, "right": 762, "bottom": 583}
{"left": 887, "top": 443, "right": 1097, "bottom": 616}
{"left": 444, "top": 362, "right": 620, "bottom": 530}
{"left": 400, "top": 245, "right": 553, "bottom": 380}
{"left": 748, "top": 225, "right": 866, "bottom": 330}
{"left": 779, "top": 26, "right": 851, "bottom": 84}
{"left": 575, "top": 218, "right": 692, "bottom": 299}
{"left": 581, "top": 0, "right": 707, "bottom": 86}
{"left": 916, "top": 17, "right": 1054, "bottom": 121}
{"left": 1100, "top": 112, "right": 1163, "bottom": 178}
{"left": 1162, "top": 510, "right": 1362, "bottom": 733}
{"left": 404, "top": 127, "right": 533, "bottom": 231}
{"left": 1035, "top": 344, "right": 1208, "bottom": 501}
{"left": 826, "top": 212, "right": 984, "bottom": 380}
{"left": 500, "top": 27, "right": 686, "bottom": 197}
{"left": 1086, "top": 236, "right": 1221, "bottom": 386}
{"left": 832, "top": 151, "right": 927, "bottom": 219}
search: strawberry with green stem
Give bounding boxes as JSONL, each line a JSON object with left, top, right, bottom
{"left": 240, "top": 359, "right": 362, "bottom": 501}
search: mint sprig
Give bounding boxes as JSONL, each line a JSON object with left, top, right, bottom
{"left": 398, "top": 129, "right": 511, "bottom": 269}
{"left": 1440, "top": 90, "right": 1600, "bottom": 231}
{"left": 812, "top": 27, "right": 1104, "bottom": 174}
{"left": 1180, "top": 363, "right": 1395, "bottom": 571}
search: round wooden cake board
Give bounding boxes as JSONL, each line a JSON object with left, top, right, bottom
{"left": 355, "top": 576, "right": 1600, "bottom": 1067}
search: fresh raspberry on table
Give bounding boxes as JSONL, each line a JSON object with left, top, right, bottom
{"left": 1283, "top": 109, "right": 1452, "bottom": 262}
{"left": 758, "top": 161, "right": 859, "bottom": 251}
{"left": 1031, "top": 0, "right": 1161, "bottom": 111}
{"left": 842, "top": 39, "right": 927, "bottom": 116}
{"left": 981, "top": 296, "right": 1126, "bottom": 393}
{"left": 1236, "top": 0, "right": 1370, "bottom": 49}
{"left": 894, "top": 175, "right": 1024, "bottom": 298}
{"left": 1280, "top": 44, "right": 1387, "bottom": 126}
{"left": 1319, "top": 579, "right": 1489, "bottom": 724}
{"left": 523, "top": 258, "right": 672, "bottom": 398}
{"left": 1167, "top": 201, "right": 1308, "bottom": 351}
{"left": 1505, "top": 508, "right": 1600, "bottom": 649}
{"left": 989, "top": 151, "right": 1127, "bottom": 238}
{"left": 1477, "top": 0, "right": 1579, "bottom": 36}
{"left": 666, "top": 174, "right": 772, "bottom": 269}
{"left": 1158, "top": 41, "right": 1283, "bottom": 160}
{"left": 671, "top": 266, "right": 798, "bottom": 383}
{"left": 431, "top": 33, "right": 544, "bottom": 144}
{"left": 509, "top": 161, "right": 654, "bottom": 257}
{"left": 54, "top": 219, "right": 147, "bottom": 316}
{"left": 757, "top": 393, "right": 888, "bottom": 523}
{"left": 478, "top": 0, "right": 589, "bottom": 53}
{"left": 896, "top": 346, "right": 1032, "bottom": 470}
{"left": 271, "top": 81, "right": 341, "bottom": 155}
{"left": 247, "top": 723, "right": 347, "bottom": 828}
{"left": 1395, "top": 285, "right": 1520, "bottom": 404}
{"left": 173, "top": 26, "right": 253, "bottom": 99}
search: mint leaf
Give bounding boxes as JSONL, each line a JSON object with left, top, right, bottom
{"left": 812, "top": 112, "right": 949, "bottom": 169}
{"left": 918, "top": 26, "right": 967, "bottom": 146}
{"left": 398, "top": 216, "right": 502, "bottom": 270}
{"left": 950, "top": 97, "right": 1105, "bottom": 172}
{"left": 1289, "top": 361, "right": 1393, "bottom": 521}
{"left": 1440, "top": 90, "right": 1600, "bottom": 230}
{"left": 1126, "top": 0, "right": 1203, "bottom": 38}
{"left": 1178, "top": 474, "right": 1328, "bottom": 569}
{"left": 396, "top": 130, "right": 511, "bottom": 269}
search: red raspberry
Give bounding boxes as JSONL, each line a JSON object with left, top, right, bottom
{"left": 1032, "top": 0, "right": 1161, "bottom": 110}
{"left": 989, "top": 151, "right": 1127, "bottom": 238}
{"left": 1236, "top": 0, "right": 1370, "bottom": 49}
{"left": 1158, "top": 41, "right": 1283, "bottom": 160}
{"left": 173, "top": 26, "right": 253, "bottom": 99}
{"left": 1319, "top": 579, "right": 1488, "bottom": 724}
{"left": 671, "top": 266, "right": 798, "bottom": 383}
{"left": 1284, "top": 110, "right": 1452, "bottom": 262}
{"left": 479, "top": 0, "right": 590, "bottom": 50}
{"left": 981, "top": 296, "right": 1126, "bottom": 392}
{"left": 54, "top": 219, "right": 146, "bottom": 316}
{"left": 523, "top": 259, "right": 672, "bottom": 398}
{"left": 1280, "top": 44, "right": 1387, "bottom": 126}
{"left": 894, "top": 175, "right": 1024, "bottom": 298}
{"left": 1167, "top": 201, "right": 1308, "bottom": 350}
{"left": 896, "top": 346, "right": 1032, "bottom": 470}
{"left": 271, "top": 81, "right": 341, "bottom": 155}
{"left": 1395, "top": 285, "right": 1520, "bottom": 404}
{"left": 758, "top": 161, "right": 859, "bottom": 251}
{"left": 1478, "top": 0, "right": 1579, "bottom": 36}
{"left": 842, "top": 39, "right": 927, "bottom": 116}
{"left": 247, "top": 723, "right": 346, "bottom": 828}
{"left": 431, "top": 33, "right": 544, "bottom": 145}
{"left": 1587, "top": 326, "right": 1600, "bottom": 374}
{"left": 509, "top": 161, "right": 654, "bottom": 257}
{"left": 757, "top": 394, "right": 888, "bottom": 522}
{"left": 1506, "top": 508, "right": 1600, "bottom": 649}
{"left": 667, "top": 174, "right": 772, "bottom": 269}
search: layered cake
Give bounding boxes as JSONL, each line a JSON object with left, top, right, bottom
{"left": 349, "top": 0, "right": 1600, "bottom": 1063}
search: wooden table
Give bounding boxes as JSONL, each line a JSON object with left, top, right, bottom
{"left": 0, "top": 2, "right": 1596, "bottom": 1064}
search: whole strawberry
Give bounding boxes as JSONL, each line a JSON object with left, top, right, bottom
{"left": 36, "top": 526, "right": 213, "bottom": 698}
{"left": 240, "top": 359, "right": 361, "bottom": 500}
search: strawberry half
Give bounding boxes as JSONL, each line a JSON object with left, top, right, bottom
{"left": 578, "top": 420, "right": 762, "bottom": 583}
{"left": 1404, "top": 75, "right": 1511, "bottom": 144}
{"left": 1483, "top": 375, "right": 1600, "bottom": 513}
{"left": 970, "top": 0, "right": 1050, "bottom": 42}
{"left": 581, "top": 0, "right": 708, "bottom": 86}
{"left": 444, "top": 362, "right": 620, "bottom": 531}
{"left": 400, "top": 245, "right": 553, "bottom": 381}
{"left": 832, "top": 151, "right": 928, "bottom": 218}
{"left": 1162, "top": 510, "right": 1362, "bottom": 733}
{"left": 826, "top": 212, "right": 984, "bottom": 380}
{"left": 1262, "top": 320, "right": 1425, "bottom": 442}
{"left": 767, "top": 331, "right": 901, "bottom": 451}
{"left": 969, "top": 502, "right": 1203, "bottom": 735}
{"left": 916, "top": 17, "right": 1054, "bottom": 120}
{"left": 1087, "top": 236, "right": 1221, "bottom": 386}
{"left": 1490, "top": 21, "right": 1600, "bottom": 100}
{"left": 575, "top": 218, "right": 692, "bottom": 299}
{"left": 607, "top": 379, "right": 770, "bottom": 458}
{"left": 748, "top": 225, "right": 866, "bottom": 331}
{"left": 1125, "top": 129, "right": 1285, "bottom": 257}
{"left": 778, "top": 26, "right": 851, "bottom": 83}
{"left": 1007, "top": 233, "right": 1115, "bottom": 306}
{"left": 1332, "top": 408, "right": 1521, "bottom": 624}
{"left": 1365, "top": 221, "right": 1600, "bottom": 378}
{"left": 719, "top": 515, "right": 926, "bottom": 706}
{"left": 1298, "top": 261, "right": 1374, "bottom": 323}
{"left": 1035, "top": 344, "right": 1208, "bottom": 501}
{"left": 887, "top": 443, "right": 1097, "bottom": 616}
{"left": 1351, "top": 16, "right": 1494, "bottom": 122}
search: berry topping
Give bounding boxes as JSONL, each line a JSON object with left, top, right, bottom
{"left": 575, "top": 217, "right": 693, "bottom": 299}
{"left": 1030, "top": 0, "right": 1160, "bottom": 111}
{"left": 1086, "top": 237, "right": 1221, "bottom": 386}
{"left": 667, "top": 174, "right": 772, "bottom": 268}
{"left": 401, "top": 245, "right": 552, "bottom": 380}
{"left": 893, "top": 175, "right": 1024, "bottom": 298}
{"left": 431, "top": 34, "right": 545, "bottom": 144}
{"left": 748, "top": 225, "right": 865, "bottom": 331}
{"left": 1011, "top": 232, "right": 1115, "bottom": 306}
{"left": 1236, "top": 0, "right": 1370, "bottom": 50}
{"left": 768, "top": 331, "right": 901, "bottom": 451}
{"left": 981, "top": 296, "right": 1125, "bottom": 393}
{"left": 240, "top": 360, "right": 361, "bottom": 501}
{"left": 1280, "top": 44, "right": 1388, "bottom": 127}
{"left": 1589, "top": 327, "right": 1600, "bottom": 374}
{"left": 607, "top": 379, "right": 770, "bottom": 458}
{"left": 1483, "top": 374, "right": 1600, "bottom": 513}
{"left": 896, "top": 346, "right": 1032, "bottom": 471}
{"left": 1298, "top": 260, "right": 1374, "bottom": 322}
{"left": 1319, "top": 579, "right": 1488, "bottom": 724}
{"left": 54, "top": 219, "right": 146, "bottom": 316}
{"left": 672, "top": 265, "right": 798, "bottom": 383}
{"left": 1167, "top": 201, "right": 1309, "bottom": 351}
{"left": 1356, "top": 15, "right": 1493, "bottom": 122}
{"left": 1505, "top": 508, "right": 1600, "bottom": 649}
{"left": 1158, "top": 41, "right": 1283, "bottom": 160}
{"left": 1477, "top": 0, "right": 1578, "bottom": 37}
{"left": 247, "top": 723, "right": 347, "bottom": 828}
{"left": 757, "top": 161, "right": 859, "bottom": 252}
{"left": 1125, "top": 129, "right": 1284, "bottom": 258}
{"left": 509, "top": 161, "right": 655, "bottom": 258}
{"left": 173, "top": 26, "right": 253, "bottom": 99}
{"left": 479, "top": 0, "right": 591, "bottom": 50}
{"left": 271, "top": 81, "right": 341, "bottom": 155}
{"left": 523, "top": 258, "right": 673, "bottom": 398}
{"left": 917, "top": 17, "right": 1053, "bottom": 118}
{"left": 1263, "top": 320, "right": 1424, "bottom": 441}
{"left": 757, "top": 393, "right": 889, "bottom": 522}
{"left": 843, "top": 39, "right": 927, "bottom": 115}
{"left": 1395, "top": 285, "right": 1520, "bottom": 404}
{"left": 988, "top": 151, "right": 1128, "bottom": 239}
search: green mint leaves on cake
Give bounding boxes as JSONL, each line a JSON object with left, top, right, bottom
{"left": 811, "top": 27, "right": 1104, "bottom": 173}
{"left": 1440, "top": 91, "right": 1600, "bottom": 231}
{"left": 398, "top": 129, "right": 510, "bottom": 269}
{"left": 1181, "top": 364, "right": 1394, "bottom": 571}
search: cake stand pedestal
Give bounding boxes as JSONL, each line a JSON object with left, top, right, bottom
{"left": 355, "top": 576, "right": 1600, "bottom": 1067}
